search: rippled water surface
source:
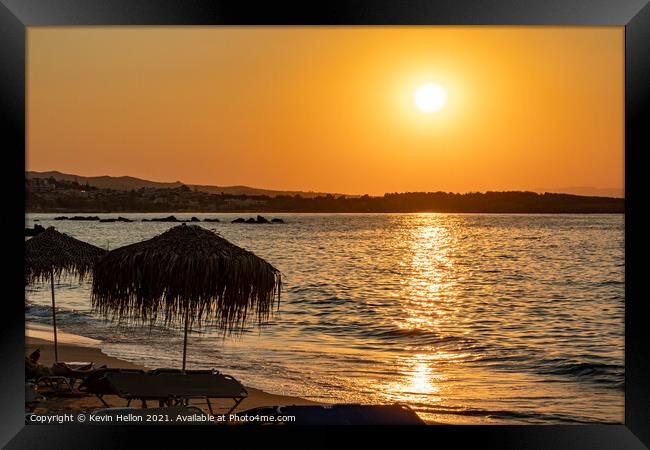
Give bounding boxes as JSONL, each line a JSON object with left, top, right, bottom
{"left": 25, "top": 213, "right": 624, "bottom": 424}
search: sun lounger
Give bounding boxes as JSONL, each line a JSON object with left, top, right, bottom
{"left": 39, "top": 362, "right": 98, "bottom": 391}
{"left": 78, "top": 368, "right": 220, "bottom": 407}
{"left": 34, "top": 376, "right": 76, "bottom": 392}
{"left": 104, "top": 372, "right": 248, "bottom": 414}
{"left": 235, "top": 403, "right": 426, "bottom": 425}
{"left": 78, "top": 368, "right": 146, "bottom": 406}
{"left": 52, "top": 361, "right": 95, "bottom": 373}
{"left": 35, "top": 362, "right": 93, "bottom": 392}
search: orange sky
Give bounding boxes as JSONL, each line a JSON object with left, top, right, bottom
{"left": 27, "top": 27, "right": 624, "bottom": 196}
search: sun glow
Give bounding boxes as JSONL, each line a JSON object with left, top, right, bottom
{"left": 413, "top": 83, "right": 447, "bottom": 113}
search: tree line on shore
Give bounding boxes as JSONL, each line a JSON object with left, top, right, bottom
{"left": 26, "top": 180, "right": 624, "bottom": 213}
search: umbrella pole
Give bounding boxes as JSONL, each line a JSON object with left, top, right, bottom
{"left": 182, "top": 308, "right": 189, "bottom": 373}
{"left": 50, "top": 271, "right": 59, "bottom": 363}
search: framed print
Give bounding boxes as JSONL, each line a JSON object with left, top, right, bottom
{"left": 1, "top": 0, "right": 649, "bottom": 448}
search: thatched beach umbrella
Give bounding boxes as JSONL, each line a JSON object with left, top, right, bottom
{"left": 91, "top": 224, "right": 281, "bottom": 371}
{"left": 25, "top": 227, "right": 107, "bottom": 362}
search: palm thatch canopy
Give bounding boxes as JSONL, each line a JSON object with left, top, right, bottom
{"left": 25, "top": 226, "right": 106, "bottom": 362}
{"left": 91, "top": 224, "right": 281, "bottom": 334}
{"left": 25, "top": 226, "right": 107, "bottom": 284}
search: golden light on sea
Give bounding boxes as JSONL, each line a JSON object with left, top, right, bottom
{"left": 381, "top": 216, "right": 466, "bottom": 415}
{"left": 386, "top": 354, "right": 443, "bottom": 403}
{"left": 398, "top": 216, "right": 459, "bottom": 332}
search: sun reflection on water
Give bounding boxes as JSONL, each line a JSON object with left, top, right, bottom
{"left": 385, "top": 353, "right": 447, "bottom": 402}
{"left": 383, "top": 349, "right": 472, "bottom": 407}
{"left": 398, "top": 216, "right": 459, "bottom": 331}
{"left": 386, "top": 216, "right": 463, "bottom": 405}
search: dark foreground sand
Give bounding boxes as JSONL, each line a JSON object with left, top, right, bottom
{"left": 26, "top": 327, "right": 320, "bottom": 416}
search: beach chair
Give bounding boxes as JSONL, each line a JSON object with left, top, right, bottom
{"left": 235, "top": 403, "right": 426, "bottom": 425}
{"left": 78, "top": 368, "right": 146, "bottom": 407}
{"left": 36, "top": 362, "right": 99, "bottom": 392}
{"left": 78, "top": 368, "right": 220, "bottom": 407}
{"left": 51, "top": 361, "right": 95, "bottom": 375}
{"left": 34, "top": 376, "right": 75, "bottom": 392}
{"left": 104, "top": 372, "right": 248, "bottom": 414}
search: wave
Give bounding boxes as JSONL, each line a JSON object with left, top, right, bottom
{"left": 357, "top": 327, "right": 472, "bottom": 347}
{"left": 475, "top": 351, "right": 624, "bottom": 389}
{"left": 25, "top": 303, "right": 94, "bottom": 325}
{"left": 535, "top": 360, "right": 624, "bottom": 385}
{"left": 25, "top": 302, "right": 178, "bottom": 342}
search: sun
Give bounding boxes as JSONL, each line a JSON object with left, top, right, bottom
{"left": 413, "top": 83, "right": 447, "bottom": 113}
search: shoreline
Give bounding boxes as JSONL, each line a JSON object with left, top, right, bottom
{"left": 25, "top": 322, "right": 321, "bottom": 415}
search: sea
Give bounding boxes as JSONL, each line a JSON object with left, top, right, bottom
{"left": 25, "top": 213, "right": 624, "bottom": 424}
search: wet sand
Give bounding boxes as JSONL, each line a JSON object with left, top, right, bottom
{"left": 25, "top": 324, "right": 320, "bottom": 416}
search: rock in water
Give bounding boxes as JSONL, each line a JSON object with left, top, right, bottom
{"left": 150, "top": 216, "right": 179, "bottom": 222}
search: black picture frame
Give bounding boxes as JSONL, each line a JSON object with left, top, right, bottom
{"left": 2, "top": 1, "right": 648, "bottom": 448}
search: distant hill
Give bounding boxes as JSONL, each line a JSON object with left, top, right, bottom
{"left": 27, "top": 171, "right": 184, "bottom": 191}
{"left": 26, "top": 171, "right": 343, "bottom": 198}
{"left": 26, "top": 171, "right": 624, "bottom": 200}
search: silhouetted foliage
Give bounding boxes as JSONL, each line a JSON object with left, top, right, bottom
{"left": 25, "top": 179, "right": 623, "bottom": 214}
{"left": 25, "top": 178, "right": 625, "bottom": 213}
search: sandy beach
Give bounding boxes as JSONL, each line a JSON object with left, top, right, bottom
{"left": 25, "top": 323, "right": 320, "bottom": 416}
